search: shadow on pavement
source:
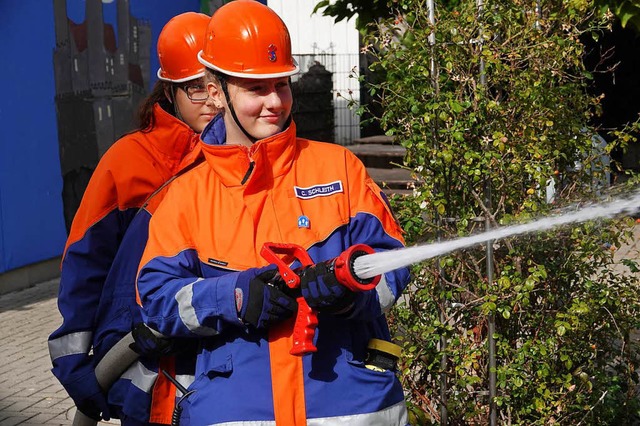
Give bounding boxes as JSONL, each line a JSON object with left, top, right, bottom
{"left": 0, "top": 278, "right": 59, "bottom": 314}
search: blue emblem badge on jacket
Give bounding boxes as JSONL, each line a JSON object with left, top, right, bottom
{"left": 298, "top": 215, "right": 310, "bottom": 228}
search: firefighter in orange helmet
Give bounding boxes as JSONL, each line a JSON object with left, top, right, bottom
{"left": 49, "top": 12, "right": 215, "bottom": 425}
{"left": 137, "top": 2, "right": 410, "bottom": 425}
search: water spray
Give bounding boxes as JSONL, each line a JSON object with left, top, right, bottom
{"left": 353, "top": 189, "right": 640, "bottom": 279}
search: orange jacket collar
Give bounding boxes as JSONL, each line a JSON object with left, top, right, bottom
{"left": 200, "top": 120, "right": 298, "bottom": 187}
{"left": 151, "top": 103, "right": 199, "bottom": 161}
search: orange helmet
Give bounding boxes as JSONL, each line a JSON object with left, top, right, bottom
{"left": 157, "top": 12, "right": 210, "bottom": 83}
{"left": 198, "top": 0, "right": 299, "bottom": 79}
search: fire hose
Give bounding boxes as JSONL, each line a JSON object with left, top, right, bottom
{"left": 71, "top": 331, "right": 139, "bottom": 426}
{"left": 71, "top": 243, "right": 381, "bottom": 424}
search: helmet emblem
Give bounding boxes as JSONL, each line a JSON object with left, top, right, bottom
{"left": 268, "top": 44, "right": 277, "bottom": 62}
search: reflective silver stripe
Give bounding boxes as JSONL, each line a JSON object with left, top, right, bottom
{"left": 121, "top": 361, "right": 157, "bottom": 393}
{"left": 175, "top": 279, "right": 219, "bottom": 336}
{"left": 308, "top": 401, "right": 408, "bottom": 426}
{"left": 212, "top": 401, "right": 408, "bottom": 425}
{"left": 376, "top": 275, "right": 396, "bottom": 313}
{"left": 48, "top": 331, "right": 93, "bottom": 362}
{"left": 175, "top": 374, "right": 195, "bottom": 397}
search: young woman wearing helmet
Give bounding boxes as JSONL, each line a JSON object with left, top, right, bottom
{"left": 48, "top": 12, "right": 215, "bottom": 425}
{"left": 136, "top": 1, "right": 411, "bottom": 425}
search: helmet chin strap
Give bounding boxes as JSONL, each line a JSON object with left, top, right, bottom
{"left": 218, "top": 76, "right": 258, "bottom": 143}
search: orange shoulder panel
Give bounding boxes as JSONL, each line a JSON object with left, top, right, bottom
{"left": 63, "top": 124, "right": 198, "bottom": 258}
{"left": 295, "top": 140, "right": 405, "bottom": 245}
{"left": 137, "top": 163, "right": 207, "bottom": 278}
{"left": 343, "top": 146, "right": 406, "bottom": 244}
{"left": 64, "top": 133, "right": 171, "bottom": 255}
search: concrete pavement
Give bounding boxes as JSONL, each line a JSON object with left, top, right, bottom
{"left": 0, "top": 279, "right": 116, "bottom": 426}
{"left": 0, "top": 224, "right": 637, "bottom": 425}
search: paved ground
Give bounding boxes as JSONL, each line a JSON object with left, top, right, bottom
{"left": 0, "top": 280, "right": 116, "bottom": 426}
{"left": 0, "top": 224, "right": 637, "bottom": 425}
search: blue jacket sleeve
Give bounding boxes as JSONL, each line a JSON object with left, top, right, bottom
{"left": 92, "top": 210, "right": 151, "bottom": 362}
{"left": 137, "top": 249, "right": 245, "bottom": 339}
{"left": 48, "top": 207, "right": 135, "bottom": 403}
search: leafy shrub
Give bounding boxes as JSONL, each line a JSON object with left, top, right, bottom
{"left": 362, "top": 0, "right": 640, "bottom": 423}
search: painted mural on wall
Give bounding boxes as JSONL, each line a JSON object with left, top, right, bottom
{"left": 53, "top": 0, "right": 151, "bottom": 231}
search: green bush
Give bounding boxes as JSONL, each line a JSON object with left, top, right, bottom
{"left": 361, "top": 0, "right": 640, "bottom": 423}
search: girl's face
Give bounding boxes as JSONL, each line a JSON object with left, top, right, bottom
{"left": 208, "top": 76, "right": 293, "bottom": 146}
{"left": 171, "top": 78, "right": 218, "bottom": 133}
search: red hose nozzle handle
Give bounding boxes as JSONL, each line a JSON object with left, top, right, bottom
{"left": 260, "top": 242, "right": 381, "bottom": 356}
{"left": 261, "top": 242, "right": 318, "bottom": 355}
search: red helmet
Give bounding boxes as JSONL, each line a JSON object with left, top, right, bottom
{"left": 198, "top": 0, "right": 299, "bottom": 79}
{"left": 157, "top": 12, "right": 210, "bottom": 83}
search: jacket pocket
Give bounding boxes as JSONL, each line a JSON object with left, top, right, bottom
{"left": 195, "top": 341, "right": 234, "bottom": 379}
{"left": 183, "top": 348, "right": 234, "bottom": 422}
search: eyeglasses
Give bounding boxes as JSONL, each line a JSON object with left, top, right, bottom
{"left": 179, "top": 83, "right": 208, "bottom": 102}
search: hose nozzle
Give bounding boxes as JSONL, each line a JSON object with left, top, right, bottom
{"left": 332, "top": 244, "right": 380, "bottom": 292}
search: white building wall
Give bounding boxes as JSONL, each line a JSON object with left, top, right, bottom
{"left": 268, "top": 0, "right": 361, "bottom": 144}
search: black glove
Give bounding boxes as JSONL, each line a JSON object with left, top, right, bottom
{"left": 129, "top": 323, "right": 174, "bottom": 357}
{"left": 69, "top": 372, "right": 110, "bottom": 421}
{"left": 76, "top": 390, "right": 110, "bottom": 421}
{"left": 235, "top": 266, "right": 298, "bottom": 329}
{"left": 299, "top": 261, "right": 355, "bottom": 314}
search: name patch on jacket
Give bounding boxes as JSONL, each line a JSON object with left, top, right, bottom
{"left": 294, "top": 181, "right": 343, "bottom": 199}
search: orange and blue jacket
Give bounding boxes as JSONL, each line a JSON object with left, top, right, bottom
{"left": 48, "top": 104, "right": 201, "bottom": 421}
{"left": 137, "top": 116, "right": 411, "bottom": 425}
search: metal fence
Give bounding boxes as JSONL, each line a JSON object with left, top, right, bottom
{"left": 294, "top": 53, "right": 361, "bottom": 145}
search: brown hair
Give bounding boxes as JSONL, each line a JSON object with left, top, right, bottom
{"left": 136, "top": 80, "right": 175, "bottom": 132}
{"left": 204, "top": 68, "right": 220, "bottom": 86}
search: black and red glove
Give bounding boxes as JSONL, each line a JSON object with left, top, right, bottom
{"left": 235, "top": 266, "right": 298, "bottom": 329}
{"left": 299, "top": 261, "right": 355, "bottom": 314}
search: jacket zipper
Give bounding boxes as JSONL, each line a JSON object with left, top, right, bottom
{"left": 241, "top": 161, "right": 255, "bottom": 185}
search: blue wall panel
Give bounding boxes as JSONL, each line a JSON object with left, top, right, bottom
{"left": 0, "top": 1, "right": 66, "bottom": 273}
{"left": 0, "top": 0, "right": 200, "bottom": 274}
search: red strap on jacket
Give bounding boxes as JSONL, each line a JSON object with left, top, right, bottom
{"left": 149, "top": 357, "right": 177, "bottom": 424}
